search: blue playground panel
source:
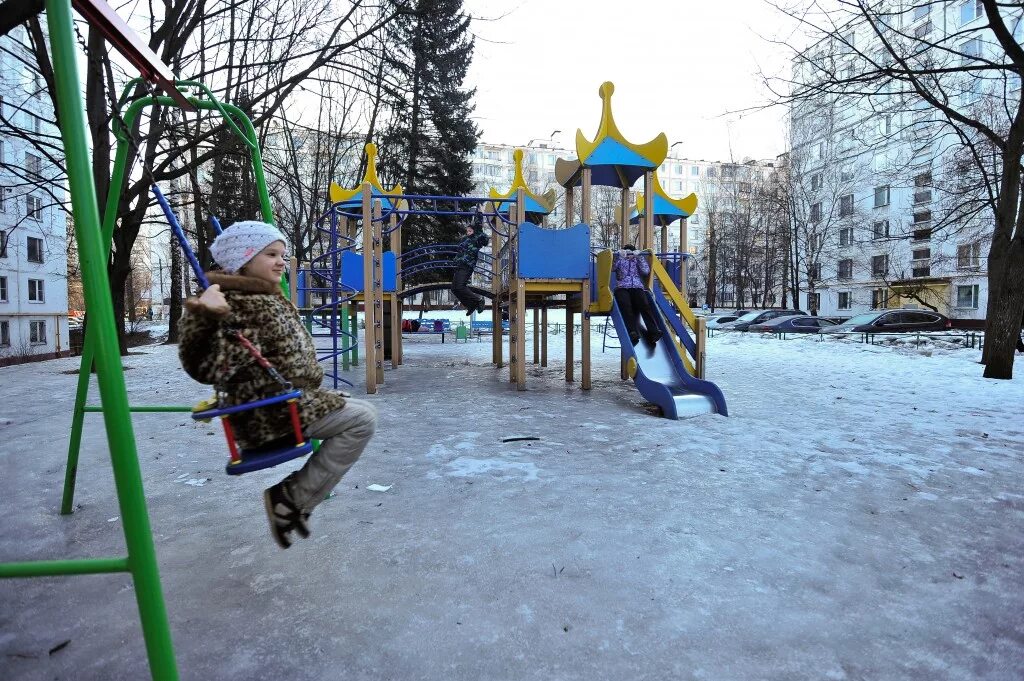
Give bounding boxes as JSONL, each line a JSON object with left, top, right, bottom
{"left": 340, "top": 251, "right": 397, "bottom": 292}
{"left": 517, "top": 222, "right": 591, "bottom": 279}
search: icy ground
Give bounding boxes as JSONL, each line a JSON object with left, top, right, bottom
{"left": 1, "top": 329, "right": 1023, "bottom": 680}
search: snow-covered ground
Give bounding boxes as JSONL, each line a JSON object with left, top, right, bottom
{"left": 1, "top": 330, "right": 1023, "bottom": 680}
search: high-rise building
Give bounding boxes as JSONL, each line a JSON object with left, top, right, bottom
{"left": 788, "top": 1, "right": 1021, "bottom": 320}
{"left": 0, "top": 24, "right": 68, "bottom": 365}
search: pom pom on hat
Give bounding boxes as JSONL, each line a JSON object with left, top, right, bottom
{"left": 209, "top": 221, "right": 288, "bottom": 274}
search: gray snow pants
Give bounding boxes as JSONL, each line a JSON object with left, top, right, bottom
{"left": 286, "top": 398, "right": 377, "bottom": 512}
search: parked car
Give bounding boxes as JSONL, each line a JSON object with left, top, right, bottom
{"left": 722, "top": 308, "right": 808, "bottom": 332}
{"left": 822, "top": 309, "right": 951, "bottom": 335}
{"left": 749, "top": 315, "right": 836, "bottom": 333}
{"left": 706, "top": 314, "right": 742, "bottom": 329}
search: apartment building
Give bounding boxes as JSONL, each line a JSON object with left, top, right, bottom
{"left": 789, "top": 0, "right": 1021, "bottom": 320}
{"left": 0, "top": 24, "right": 68, "bottom": 365}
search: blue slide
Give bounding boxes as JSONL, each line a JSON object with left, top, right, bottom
{"left": 608, "top": 286, "right": 728, "bottom": 419}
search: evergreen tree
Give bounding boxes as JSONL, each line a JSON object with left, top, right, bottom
{"left": 378, "top": 0, "right": 479, "bottom": 281}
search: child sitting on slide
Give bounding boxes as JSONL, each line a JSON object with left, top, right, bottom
{"left": 178, "top": 221, "right": 377, "bottom": 549}
{"left": 612, "top": 244, "right": 663, "bottom": 347}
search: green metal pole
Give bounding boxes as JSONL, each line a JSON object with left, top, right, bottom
{"left": 61, "top": 338, "right": 95, "bottom": 514}
{"left": 0, "top": 557, "right": 129, "bottom": 578}
{"left": 44, "top": 1, "right": 178, "bottom": 678}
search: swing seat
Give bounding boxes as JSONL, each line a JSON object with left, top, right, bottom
{"left": 226, "top": 438, "right": 314, "bottom": 476}
{"left": 191, "top": 390, "right": 312, "bottom": 475}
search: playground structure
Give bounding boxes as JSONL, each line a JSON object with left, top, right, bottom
{"left": 306, "top": 82, "right": 727, "bottom": 416}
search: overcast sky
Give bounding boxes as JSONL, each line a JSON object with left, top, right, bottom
{"left": 463, "top": 0, "right": 804, "bottom": 163}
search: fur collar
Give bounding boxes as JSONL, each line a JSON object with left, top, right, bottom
{"left": 205, "top": 271, "right": 281, "bottom": 295}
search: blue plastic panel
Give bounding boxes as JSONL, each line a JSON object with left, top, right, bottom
{"left": 340, "top": 250, "right": 397, "bottom": 292}
{"left": 517, "top": 222, "right": 591, "bottom": 279}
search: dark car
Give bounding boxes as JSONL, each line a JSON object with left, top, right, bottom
{"left": 749, "top": 315, "right": 837, "bottom": 333}
{"left": 822, "top": 309, "right": 951, "bottom": 335}
{"left": 724, "top": 308, "right": 808, "bottom": 332}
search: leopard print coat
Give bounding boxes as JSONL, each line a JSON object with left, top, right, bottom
{"left": 179, "top": 272, "right": 345, "bottom": 448}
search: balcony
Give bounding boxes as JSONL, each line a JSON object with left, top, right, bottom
{"left": 913, "top": 189, "right": 932, "bottom": 204}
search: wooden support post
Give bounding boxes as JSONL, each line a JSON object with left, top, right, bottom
{"left": 620, "top": 187, "right": 629, "bottom": 248}
{"left": 515, "top": 188, "right": 527, "bottom": 390}
{"left": 361, "top": 183, "right": 376, "bottom": 393}
{"left": 581, "top": 282, "right": 591, "bottom": 390}
{"left": 660, "top": 220, "right": 668, "bottom": 254}
{"left": 288, "top": 256, "right": 298, "bottom": 303}
{"left": 565, "top": 308, "right": 574, "bottom": 383}
{"left": 508, "top": 200, "right": 518, "bottom": 383}
{"left": 696, "top": 315, "right": 707, "bottom": 380}
{"left": 532, "top": 307, "right": 539, "bottom": 365}
{"left": 491, "top": 203, "right": 503, "bottom": 367}
{"left": 643, "top": 171, "right": 654, "bottom": 251}
{"left": 541, "top": 304, "right": 548, "bottom": 367}
{"left": 565, "top": 185, "right": 575, "bottom": 227}
{"left": 373, "top": 200, "right": 385, "bottom": 386}
{"left": 389, "top": 212, "right": 401, "bottom": 368}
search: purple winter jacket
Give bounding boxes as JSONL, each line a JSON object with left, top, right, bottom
{"left": 613, "top": 252, "right": 650, "bottom": 289}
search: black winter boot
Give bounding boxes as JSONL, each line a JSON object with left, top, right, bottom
{"left": 263, "top": 477, "right": 308, "bottom": 549}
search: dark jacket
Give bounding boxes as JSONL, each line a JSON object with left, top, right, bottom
{"left": 179, "top": 272, "right": 345, "bottom": 448}
{"left": 454, "top": 229, "right": 489, "bottom": 269}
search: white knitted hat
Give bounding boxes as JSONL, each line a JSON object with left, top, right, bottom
{"left": 209, "top": 221, "right": 288, "bottom": 273}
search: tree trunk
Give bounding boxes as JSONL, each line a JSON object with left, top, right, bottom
{"left": 167, "top": 228, "right": 182, "bottom": 343}
{"left": 982, "top": 238, "right": 1023, "bottom": 379}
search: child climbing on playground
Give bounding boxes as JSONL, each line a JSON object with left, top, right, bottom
{"left": 178, "top": 221, "right": 377, "bottom": 549}
{"left": 613, "top": 244, "right": 663, "bottom": 347}
{"left": 451, "top": 210, "right": 490, "bottom": 316}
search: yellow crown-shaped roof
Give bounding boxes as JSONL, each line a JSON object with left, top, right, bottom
{"left": 329, "top": 143, "right": 404, "bottom": 206}
{"left": 488, "top": 149, "right": 556, "bottom": 216}
{"left": 629, "top": 171, "right": 698, "bottom": 225}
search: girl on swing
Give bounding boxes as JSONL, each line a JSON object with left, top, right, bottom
{"left": 179, "top": 221, "right": 377, "bottom": 549}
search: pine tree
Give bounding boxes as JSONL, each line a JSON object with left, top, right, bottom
{"left": 378, "top": 0, "right": 479, "bottom": 280}
{"left": 208, "top": 92, "right": 263, "bottom": 238}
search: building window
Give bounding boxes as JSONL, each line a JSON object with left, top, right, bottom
{"left": 873, "top": 185, "right": 890, "bottom": 208}
{"left": 840, "top": 194, "right": 854, "bottom": 217}
{"left": 960, "top": 0, "right": 983, "bottom": 25}
{"left": 960, "top": 37, "right": 981, "bottom": 62}
{"left": 838, "top": 291, "right": 852, "bottom": 310}
{"left": 0, "top": 319, "right": 9, "bottom": 346}
{"left": 0, "top": 229, "right": 7, "bottom": 257}
{"left": 840, "top": 227, "right": 853, "bottom": 246}
{"left": 691, "top": 166, "right": 699, "bottom": 176}
{"left": 873, "top": 220, "right": 890, "bottom": 240}
{"left": 872, "top": 254, "right": 889, "bottom": 278}
{"left": 914, "top": 171, "right": 932, "bottom": 204}
{"left": 956, "top": 284, "right": 980, "bottom": 309}
{"left": 810, "top": 202, "right": 822, "bottom": 223}
{"left": 838, "top": 259, "right": 853, "bottom": 280}
{"left": 0, "top": 275, "right": 6, "bottom": 301}
{"left": 27, "top": 195, "right": 43, "bottom": 220}
{"left": 0, "top": 139, "right": 5, "bottom": 164}
{"left": 810, "top": 172, "right": 822, "bottom": 191}
{"left": 30, "top": 320, "right": 46, "bottom": 344}
{"left": 913, "top": 227, "right": 932, "bottom": 242}
{"left": 957, "top": 242, "right": 982, "bottom": 269}
{"left": 840, "top": 165, "right": 854, "bottom": 182}
{"left": 26, "top": 153, "right": 41, "bottom": 177}
{"left": 28, "top": 278, "right": 44, "bottom": 302}
{"left": 0, "top": 186, "right": 6, "bottom": 212}
{"left": 912, "top": 248, "right": 931, "bottom": 278}
{"left": 871, "top": 288, "right": 888, "bottom": 309}
{"left": 27, "top": 236, "right": 44, "bottom": 263}
{"left": 913, "top": 209, "right": 931, "bottom": 227}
